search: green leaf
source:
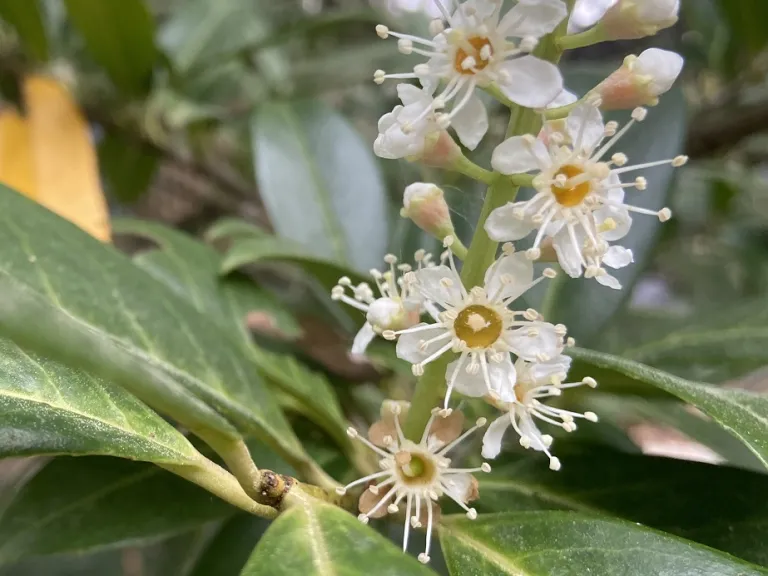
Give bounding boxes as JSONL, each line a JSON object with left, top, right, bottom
{"left": 478, "top": 450, "right": 768, "bottom": 566}
{"left": 0, "top": 186, "right": 304, "bottom": 464}
{"left": 206, "top": 218, "right": 268, "bottom": 243}
{"left": 159, "top": 0, "right": 272, "bottom": 74}
{"left": 717, "top": 0, "right": 768, "bottom": 76}
{"left": 252, "top": 100, "right": 388, "bottom": 271}
{"left": 98, "top": 132, "right": 159, "bottom": 204}
{"left": 0, "top": 334, "right": 199, "bottom": 464}
{"left": 0, "top": 550, "right": 122, "bottom": 576}
{"left": 620, "top": 298, "right": 768, "bottom": 382}
{"left": 569, "top": 347, "right": 768, "bottom": 469}
{"left": 241, "top": 500, "right": 434, "bottom": 576}
{"left": 221, "top": 234, "right": 366, "bottom": 291}
{"left": 0, "top": 0, "right": 49, "bottom": 61}
{"left": 63, "top": 0, "right": 157, "bottom": 94}
{"left": 114, "top": 219, "right": 348, "bottom": 448}
{"left": 188, "top": 515, "right": 269, "bottom": 576}
{"left": 0, "top": 457, "right": 233, "bottom": 564}
{"left": 440, "top": 512, "right": 767, "bottom": 576}
{"left": 548, "top": 65, "right": 687, "bottom": 344}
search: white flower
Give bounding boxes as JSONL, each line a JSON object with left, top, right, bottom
{"left": 595, "top": 48, "right": 684, "bottom": 110}
{"left": 387, "top": 0, "right": 443, "bottom": 18}
{"left": 375, "top": 84, "right": 443, "bottom": 159}
{"left": 487, "top": 102, "right": 688, "bottom": 287}
{"left": 479, "top": 357, "right": 599, "bottom": 470}
{"left": 338, "top": 405, "right": 490, "bottom": 564}
{"left": 332, "top": 251, "right": 437, "bottom": 358}
{"left": 373, "top": 0, "right": 567, "bottom": 148}
{"left": 386, "top": 239, "right": 565, "bottom": 411}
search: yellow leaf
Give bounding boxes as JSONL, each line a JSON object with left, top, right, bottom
{"left": 24, "top": 75, "right": 111, "bottom": 242}
{"left": 0, "top": 108, "right": 36, "bottom": 201}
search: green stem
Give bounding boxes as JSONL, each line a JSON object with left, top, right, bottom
{"left": 557, "top": 25, "right": 607, "bottom": 50}
{"left": 453, "top": 155, "right": 497, "bottom": 185}
{"left": 403, "top": 21, "right": 570, "bottom": 441}
{"left": 543, "top": 100, "right": 580, "bottom": 120}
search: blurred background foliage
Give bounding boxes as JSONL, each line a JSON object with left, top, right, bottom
{"left": 0, "top": 0, "right": 767, "bottom": 573}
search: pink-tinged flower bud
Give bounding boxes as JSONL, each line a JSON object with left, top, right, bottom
{"left": 594, "top": 48, "right": 683, "bottom": 110}
{"left": 416, "top": 130, "right": 464, "bottom": 168}
{"left": 600, "top": 0, "right": 679, "bottom": 40}
{"left": 400, "top": 183, "right": 454, "bottom": 238}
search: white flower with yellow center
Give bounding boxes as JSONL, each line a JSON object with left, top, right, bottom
{"left": 338, "top": 404, "right": 489, "bottom": 564}
{"left": 374, "top": 0, "right": 567, "bottom": 149}
{"left": 332, "top": 251, "right": 437, "bottom": 358}
{"left": 386, "top": 240, "right": 565, "bottom": 411}
{"left": 460, "top": 356, "right": 599, "bottom": 469}
{"left": 487, "top": 102, "right": 688, "bottom": 288}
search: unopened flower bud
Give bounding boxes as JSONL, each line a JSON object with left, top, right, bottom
{"left": 416, "top": 130, "right": 464, "bottom": 168}
{"left": 600, "top": 0, "right": 679, "bottom": 40}
{"left": 594, "top": 49, "right": 683, "bottom": 110}
{"left": 400, "top": 183, "right": 454, "bottom": 239}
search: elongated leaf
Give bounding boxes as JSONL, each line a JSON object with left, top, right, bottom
{"left": 98, "top": 132, "right": 158, "bottom": 203}
{"left": 440, "top": 512, "right": 767, "bottom": 576}
{"left": 0, "top": 458, "right": 233, "bottom": 564}
{"left": 252, "top": 100, "right": 388, "bottom": 271}
{"left": 114, "top": 219, "right": 348, "bottom": 447}
{"left": 221, "top": 235, "right": 366, "bottom": 291}
{"left": 206, "top": 218, "right": 268, "bottom": 243}
{"left": 63, "top": 0, "right": 156, "bottom": 94}
{"left": 621, "top": 298, "right": 768, "bottom": 382}
{"left": 0, "top": 335, "right": 198, "bottom": 464}
{"left": 547, "top": 65, "right": 686, "bottom": 344}
{"left": 242, "top": 500, "right": 433, "bottom": 576}
{"left": 0, "top": 0, "right": 48, "bottom": 61}
{"left": 569, "top": 347, "right": 768, "bottom": 469}
{"left": 478, "top": 450, "right": 768, "bottom": 566}
{"left": 0, "top": 186, "right": 305, "bottom": 464}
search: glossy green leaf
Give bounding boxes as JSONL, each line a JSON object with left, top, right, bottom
{"left": 0, "top": 186, "right": 304, "bottom": 463}
{"left": 114, "top": 219, "right": 348, "bottom": 447}
{"left": 189, "top": 515, "right": 269, "bottom": 576}
{"left": 242, "top": 500, "right": 434, "bottom": 576}
{"left": 478, "top": 450, "right": 768, "bottom": 566}
{"left": 252, "top": 100, "right": 388, "bottom": 271}
{"left": 547, "top": 65, "right": 686, "bottom": 344}
{"left": 440, "top": 512, "right": 767, "bottom": 576}
{"left": 220, "top": 234, "right": 367, "bottom": 291}
{"left": 0, "top": 457, "right": 233, "bottom": 564}
{"left": 63, "top": 0, "right": 157, "bottom": 94}
{"left": 0, "top": 335, "right": 198, "bottom": 464}
{"left": 620, "top": 298, "right": 768, "bottom": 382}
{"left": 569, "top": 347, "right": 768, "bottom": 469}
{"left": 0, "top": 0, "right": 48, "bottom": 61}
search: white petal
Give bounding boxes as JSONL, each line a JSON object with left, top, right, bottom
{"left": 602, "top": 245, "right": 634, "bottom": 269}
{"left": 485, "top": 202, "right": 537, "bottom": 241}
{"left": 377, "top": 107, "right": 400, "bottom": 132}
{"left": 635, "top": 48, "right": 684, "bottom": 96}
{"left": 595, "top": 205, "right": 632, "bottom": 241}
{"left": 441, "top": 472, "right": 474, "bottom": 502}
{"left": 484, "top": 252, "right": 534, "bottom": 303}
{"left": 350, "top": 322, "right": 376, "bottom": 358}
{"left": 506, "top": 322, "right": 562, "bottom": 362}
{"left": 398, "top": 83, "right": 431, "bottom": 107}
{"left": 451, "top": 91, "right": 488, "bottom": 150}
{"left": 547, "top": 89, "right": 579, "bottom": 108}
{"left": 499, "top": 0, "right": 568, "bottom": 38}
{"left": 552, "top": 227, "right": 584, "bottom": 278}
{"left": 497, "top": 56, "right": 563, "bottom": 109}
{"left": 518, "top": 410, "right": 549, "bottom": 451}
{"left": 491, "top": 135, "right": 549, "bottom": 174}
{"left": 596, "top": 272, "right": 622, "bottom": 290}
{"left": 528, "top": 355, "right": 572, "bottom": 384}
{"left": 567, "top": 0, "right": 616, "bottom": 33}
{"left": 451, "top": 355, "right": 518, "bottom": 403}
{"left": 482, "top": 414, "right": 512, "bottom": 459}
{"left": 566, "top": 102, "right": 605, "bottom": 152}
{"left": 413, "top": 265, "right": 464, "bottom": 307}
{"left": 396, "top": 324, "right": 450, "bottom": 364}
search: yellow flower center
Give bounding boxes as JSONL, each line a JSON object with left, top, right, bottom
{"left": 454, "top": 36, "right": 493, "bottom": 74}
{"left": 454, "top": 304, "right": 503, "bottom": 349}
{"left": 552, "top": 164, "right": 591, "bottom": 207}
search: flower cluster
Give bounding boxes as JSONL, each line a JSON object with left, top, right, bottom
{"left": 331, "top": 0, "right": 685, "bottom": 563}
